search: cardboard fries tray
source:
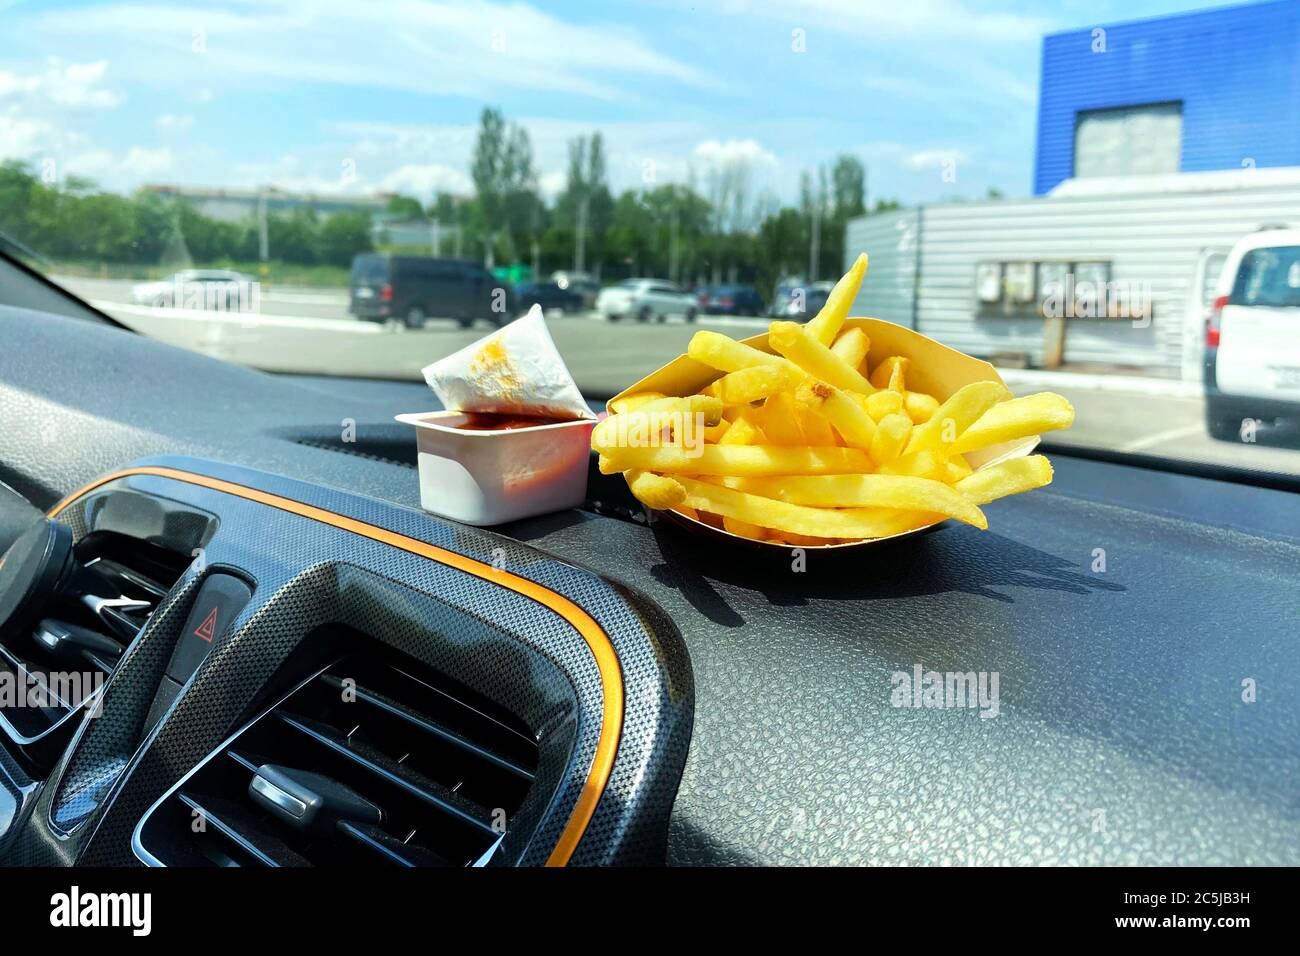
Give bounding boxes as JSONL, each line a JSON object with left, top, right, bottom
{"left": 606, "top": 317, "right": 1039, "bottom": 552}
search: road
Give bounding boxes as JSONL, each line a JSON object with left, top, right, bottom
{"left": 57, "top": 276, "right": 1300, "bottom": 479}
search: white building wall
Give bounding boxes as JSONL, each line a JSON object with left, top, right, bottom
{"left": 844, "top": 208, "right": 920, "bottom": 330}
{"left": 844, "top": 170, "right": 1300, "bottom": 379}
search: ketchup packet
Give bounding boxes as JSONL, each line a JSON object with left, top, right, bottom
{"left": 421, "top": 304, "right": 595, "bottom": 421}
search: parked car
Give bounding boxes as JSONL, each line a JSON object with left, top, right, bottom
{"left": 697, "top": 284, "right": 765, "bottom": 316}
{"left": 514, "top": 281, "right": 584, "bottom": 314}
{"left": 771, "top": 280, "right": 833, "bottom": 320}
{"left": 348, "top": 254, "right": 514, "bottom": 329}
{"left": 768, "top": 276, "right": 808, "bottom": 316}
{"left": 594, "top": 278, "right": 698, "bottom": 322}
{"left": 130, "top": 269, "right": 257, "bottom": 310}
{"left": 550, "top": 271, "right": 601, "bottom": 309}
{"left": 1204, "top": 228, "right": 1300, "bottom": 443}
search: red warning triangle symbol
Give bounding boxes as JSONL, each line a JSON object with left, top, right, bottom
{"left": 193, "top": 606, "right": 218, "bottom": 643}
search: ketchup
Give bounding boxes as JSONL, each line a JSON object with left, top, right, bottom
{"left": 444, "top": 412, "right": 572, "bottom": 431}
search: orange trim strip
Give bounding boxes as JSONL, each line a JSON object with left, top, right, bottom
{"left": 49, "top": 465, "right": 622, "bottom": 867}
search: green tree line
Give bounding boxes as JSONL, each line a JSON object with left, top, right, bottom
{"left": 1, "top": 107, "right": 900, "bottom": 296}
{"left": 0, "top": 159, "right": 375, "bottom": 269}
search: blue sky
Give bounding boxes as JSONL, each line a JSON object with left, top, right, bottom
{"left": 0, "top": 0, "right": 1263, "bottom": 207}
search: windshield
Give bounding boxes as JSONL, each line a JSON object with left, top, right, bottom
{"left": 3, "top": 0, "right": 1300, "bottom": 478}
{"left": 1231, "top": 247, "right": 1300, "bottom": 309}
{"left": 350, "top": 255, "right": 388, "bottom": 284}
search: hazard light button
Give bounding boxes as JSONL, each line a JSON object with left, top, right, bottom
{"left": 164, "top": 573, "right": 253, "bottom": 684}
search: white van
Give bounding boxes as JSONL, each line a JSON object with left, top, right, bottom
{"left": 1204, "top": 229, "right": 1300, "bottom": 441}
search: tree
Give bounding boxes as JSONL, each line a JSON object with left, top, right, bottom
{"left": 755, "top": 206, "right": 809, "bottom": 299}
{"left": 800, "top": 167, "right": 829, "bottom": 280}
{"left": 830, "top": 155, "right": 867, "bottom": 220}
{"left": 319, "top": 210, "right": 374, "bottom": 266}
{"left": 173, "top": 200, "right": 247, "bottom": 263}
{"left": 642, "top": 183, "right": 711, "bottom": 283}
{"left": 470, "top": 107, "right": 541, "bottom": 267}
{"left": 502, "top": 124, "right": 541, "bottom": 270}
{"left": 559, "top": 132, "right": 612, "bottom": 274}
{"left": 695, "top": 149, "right": 766, "bottom": 283}
{"left": 471, "top": 108, "right": 508, "bottom": 266}
{"left": 385, "top": 194, "right": 424, "bottom": 220}
{"left": 604, "top": 190, "right": 654, "bottom": 277}
{"left": 267, "top": 207, "right": 320, "bottom": 265}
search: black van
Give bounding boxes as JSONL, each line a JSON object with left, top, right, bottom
{"left": 348, "top": 254, "right": 516, "bottom": 328}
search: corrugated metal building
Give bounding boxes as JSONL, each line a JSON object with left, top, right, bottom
{"left": 1035, "top": 0, "right": 1300, "bottom": 195}
{"left": 844, "top": 0, "right": 1300, "bottom": 381}
{"left": 844, "top": 168, "right": 1300, "bottom": 379}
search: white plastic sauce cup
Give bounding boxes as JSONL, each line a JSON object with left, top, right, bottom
{"left": 395, "top": 411, "right": 596, "bottom": 526}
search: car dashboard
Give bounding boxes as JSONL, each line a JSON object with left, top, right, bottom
{"left": 0, "top": 305, "right": 1297, "bottom": 867}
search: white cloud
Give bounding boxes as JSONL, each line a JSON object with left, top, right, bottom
{"left": 56, "top": 146, "right": 172, "bottom": 182}
{"left": 156, "top": 113, "right": 194, "bottom": 131}
{"left": 538, "top": 169, "right": 566, "bottom": 198}
{"left": 908, "top": 148, "right": 968, "bottom": 170}
{"left": 63, "top": 148, "right": 116, "bottom": 177}
{"left": 692, "top": 139, "right": 779, "bottom": 169}
{"left": 325, "top": 117, "right": 723, "bottom": 197}
{"left": 0, "top": 114, "right": 57, "bottom": 160}
{"left": 378, "top": 162, "right": 473, "bottom": 199}
{"left": 123, "top": 146, "right": 173, "bottom": 176}
{"left": 718, "top": 0, "right": 1052, "bottom": 44}
{"left": 27, "top": 0, "right": 720, "bottom": 102}
{"left": 0, "top": 58, "right": 123, "bottom": 110}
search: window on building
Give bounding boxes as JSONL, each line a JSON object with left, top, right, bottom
{"left": 1073, "top": 102, "right": 1183, "bottom": 178}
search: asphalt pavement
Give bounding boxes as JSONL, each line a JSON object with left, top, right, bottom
{"left": 57, "top": 275, "right": 1300, "bottom": 479}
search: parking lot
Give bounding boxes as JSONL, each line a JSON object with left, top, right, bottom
{"left": 59, "top": 276, "right": 1300, "bottom": 479}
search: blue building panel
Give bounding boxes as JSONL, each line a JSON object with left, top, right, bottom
{"left": 1034, "top": 0, "right": 1300, "bottom": 194}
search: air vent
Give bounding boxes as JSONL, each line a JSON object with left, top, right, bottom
{"left": 136, "top": 655, "right": 540, "bottom": 867}
{"left": 0, "top": 530, "right": 188, "bottom": 747}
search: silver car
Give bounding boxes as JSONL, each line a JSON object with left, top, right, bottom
{"left": 130, "top": 269, "right": 257, "bottom": 311}
{"left": 594, "top": 278, "right": 698, "bottom": 323}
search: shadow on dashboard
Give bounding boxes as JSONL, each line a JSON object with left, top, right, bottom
{"left": 645, "top": 521, "right": 1126, "bottom": 626}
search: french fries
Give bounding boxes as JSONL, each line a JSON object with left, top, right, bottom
{"left": 805, "top": 253, "right": 867, "bottom": 346}
{"left": 869, "top": 355, "right": 909, "bottom": 391}
{"left": 711, "top": 364, "right": 805, "bottom": 405}
{"left": 709, "top": 474, "right": 987, "bottom": 528}
{"left": 625, "top": 469, "right": 686, "bottom": 510}
{"left": 865, "top": 388, "right": 904, "bottom": 420}
{"left": 903, "top": 390, "right": 940, "bottom": 424}
{"left": 831, "top": 327, "right": 870, "bottom": 372}
{"left": 903, "top": 381, "right": 1010, "bottom": 457}
{"left": 768, "top": 320, "right": 874, "bottom": 394}
{"left": 596, "top": 258, "right": 1074, "bottom": 547}
{"left": 676, "top": 475, "right": 945, "bottom": 541}
{"left": 955, "top": 455, "right": 1054, "bottom": 504}
{"left": 595, "top": 442, "right": 874, "bottom": 477}
{"left": 609, "top": 391, "right": 666, "bottom": 415}
{"left": 948, "top": 392, "right": 1074, "bottom": 454}
{"left": 798, "top": 381, "right": 877, "bottom": 449}
{"left": 688, "top": 330, "right": 802, "bottom": 377}
{"left": 869, "top": 412, "right": 912, "bottom": 464}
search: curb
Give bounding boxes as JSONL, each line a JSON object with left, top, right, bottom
{"left": 996, "top": 368, "right": 1201, "bottom": 398}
